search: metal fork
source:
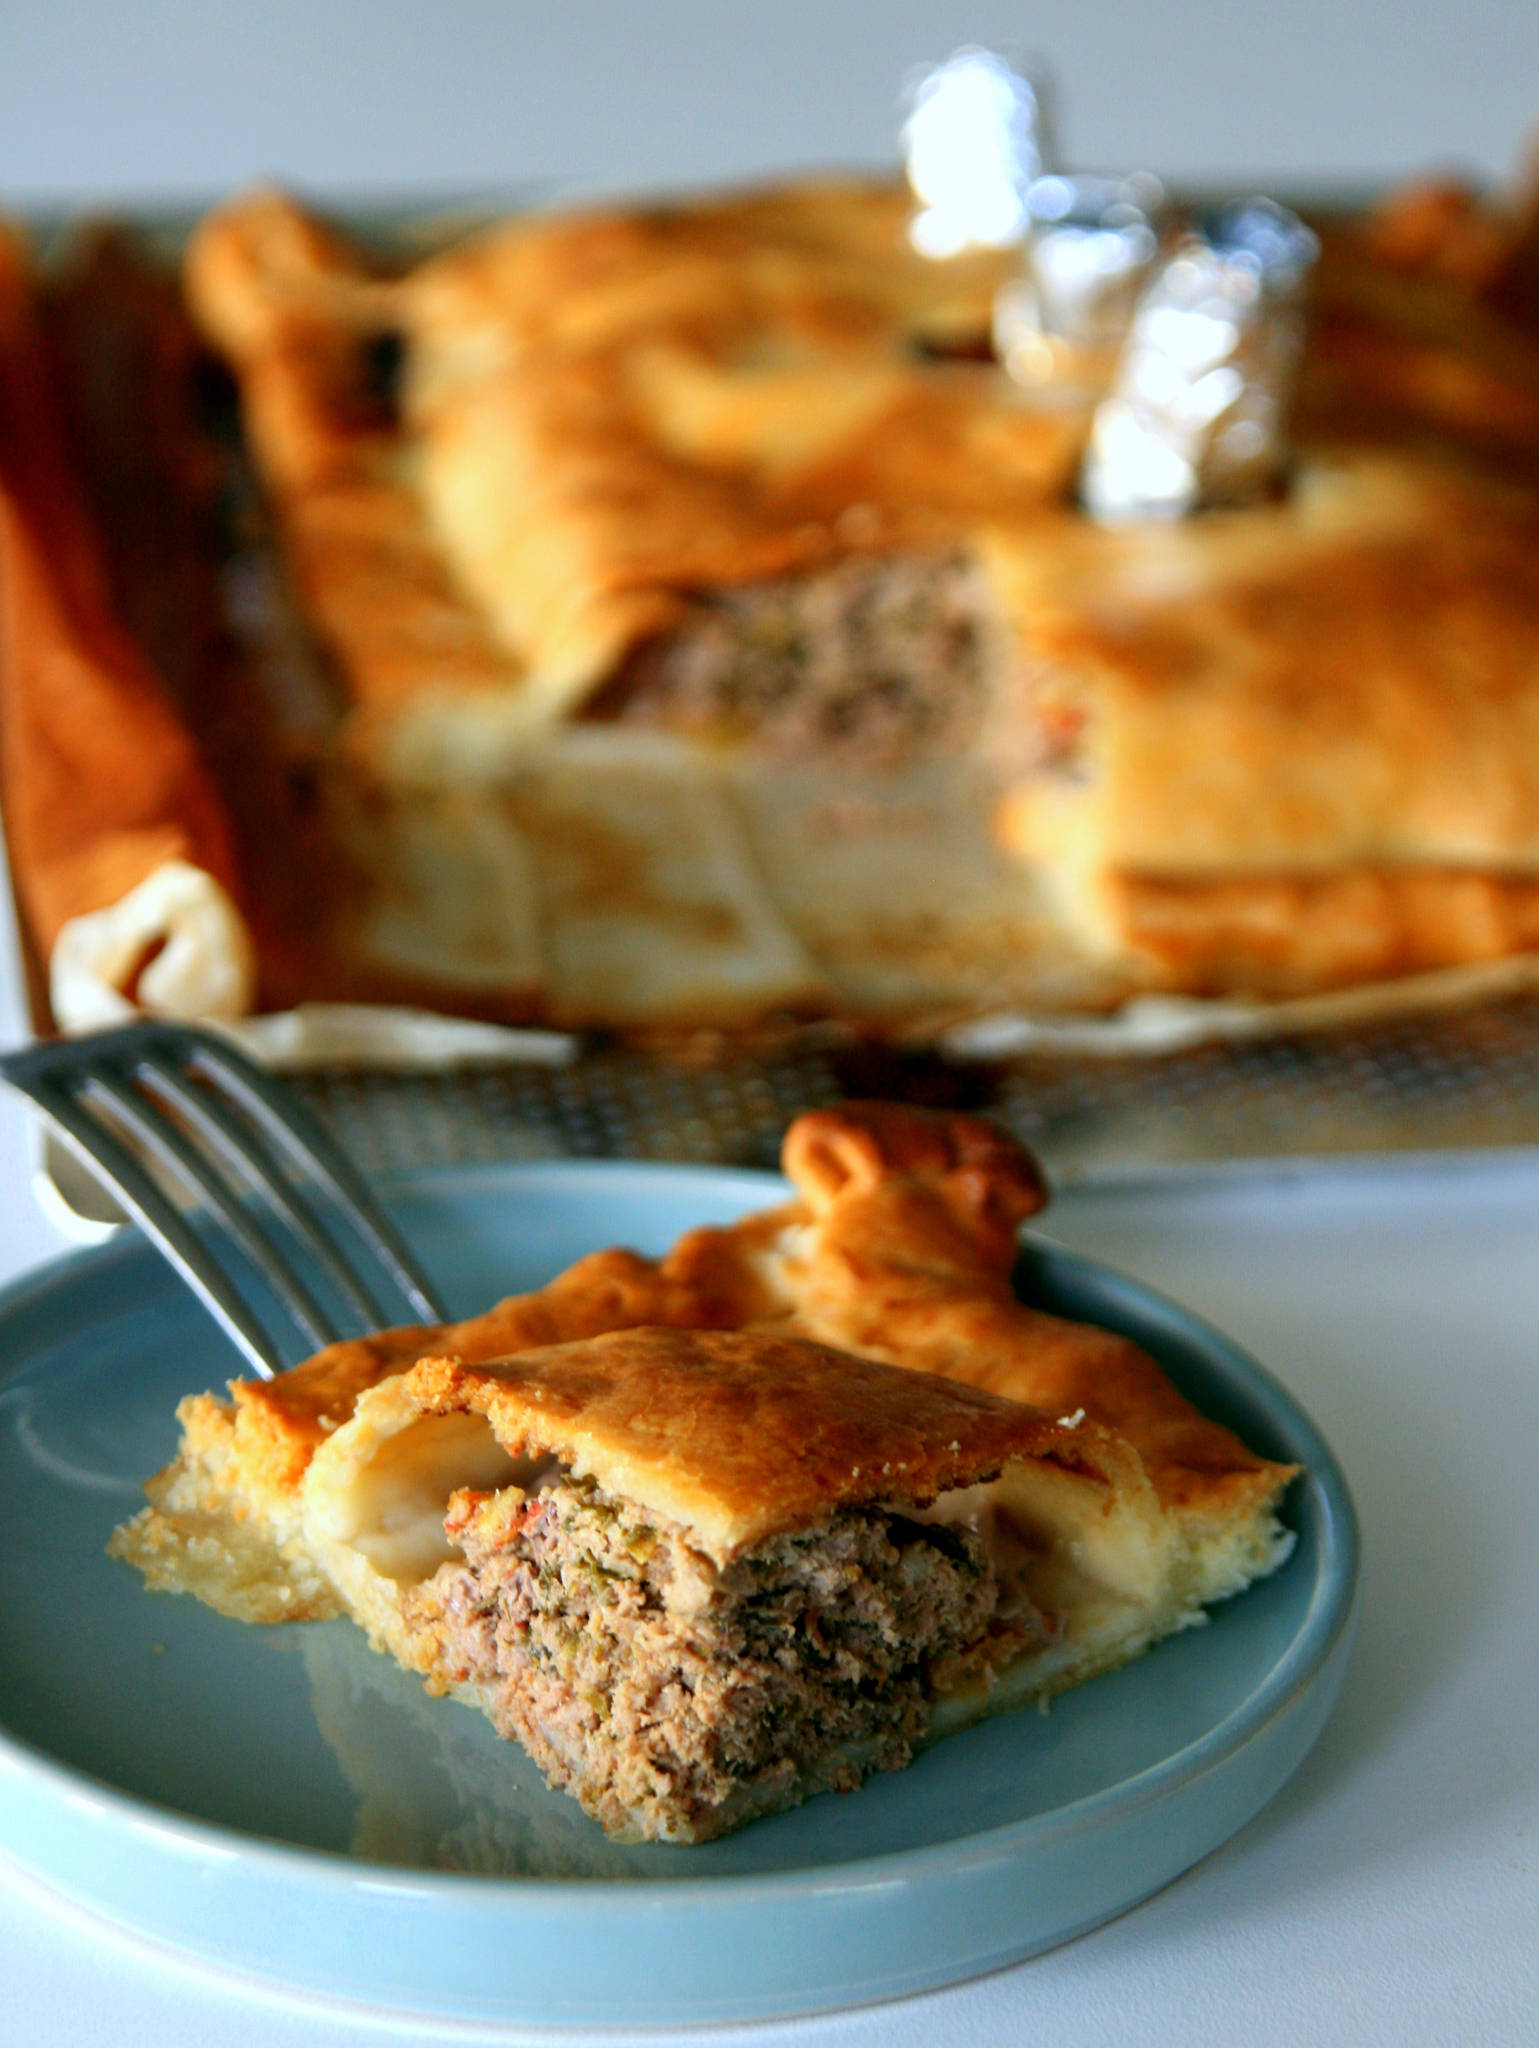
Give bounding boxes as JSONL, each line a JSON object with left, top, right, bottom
{"left": 0, "top": 1021, "right": 448, "bottom": 1379}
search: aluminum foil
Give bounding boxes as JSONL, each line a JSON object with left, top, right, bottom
{"left": 995, "top": 172, "right": 1163, "bottom": 393}
{"left": 1080, "top": 198, "right": 1319, "bottom": 522}
{"left": 902, "top": 48, "right": 1056, "bottom": 256}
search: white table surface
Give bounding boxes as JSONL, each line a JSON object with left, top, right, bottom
{"left": 4, "top": 10, "right": 1539, "bottom": 2036}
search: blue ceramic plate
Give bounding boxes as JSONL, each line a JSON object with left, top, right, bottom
{"left": 0, "top": 1162, "right": 1356, "bottom": 2028}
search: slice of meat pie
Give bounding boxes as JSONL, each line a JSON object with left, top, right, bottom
{"left": 292, "top": 1328, "right": 1157, "bottom": 1842}
{"left": 111, "top": 1103, "right": 1298, "bottom": 1841}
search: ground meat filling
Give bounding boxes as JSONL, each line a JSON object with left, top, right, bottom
{"left": 411, "top": 1471, "right": 1017, "bottom": 1837}
{"left": 600, "top": 553, "right": 994, "bottom": 767}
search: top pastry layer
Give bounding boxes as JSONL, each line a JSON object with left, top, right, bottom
{"left": 317, "top": 1326, "right": 1116, "bottom": 1563}
{"left": 398, "top": 180, "right": 1085, "bottom": 714}
{"left": 985, "top": 449, "right": 1539, "bottom": 877}
{"left": 205, "top": 1101, "right": 1290, "bottom": 1541}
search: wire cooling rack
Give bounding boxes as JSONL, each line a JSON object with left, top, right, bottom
{"left": 285, "top": 993, "right": 1539, "bottom": 1185}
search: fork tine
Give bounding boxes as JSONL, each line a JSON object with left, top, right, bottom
{"left": 0, "top": 1020, "right": 449, "bottom": 1376}
{"left": 182, "top": 1035, "right": 447, "bottom": 1323}
{"left": 22, "top": 1073, "right": 287, "bottom": 1380}
{"left": 84, "top": 1068, "right": 343, "bottom": 1354}
{"left": 136, "top": 1052, "right": 391, "bottom": 1333}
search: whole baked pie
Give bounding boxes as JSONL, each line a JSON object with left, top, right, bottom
{"left": 168, "top": 171, "right": 1539, "bottom": 1025}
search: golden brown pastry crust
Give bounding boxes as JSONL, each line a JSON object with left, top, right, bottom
{"left": 170, "top": 1101, "right": 1288, "bottom": 1550}
{"left": 989, "top": 453, "right": 1539, "bottom": 874}
{"left": 183, "top": 188, "right": 400, "bottom": 492}
{"left": 371, "top": 1328, "right": 1115, "bottom": 1562}
{"left": 401, "top": 181, "right": 1085, "bottom": 717}
{"left": 183, "top": 191, "right": 539, "bottom": 793}
{"left": 185, "top": 181, "right": 1087, "bottom": 770}
{"left": 207, "top": 1216, "right": 792, "bottom": 1520}
{"left": 1099, "top": 865, "right": 1539, "bottom": 998}
{"left": 987, "top": 447, "right": 1539, "bottom": 992}
{"left": 770, "top": 1104, "right": 1292, "bottom": 1532}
